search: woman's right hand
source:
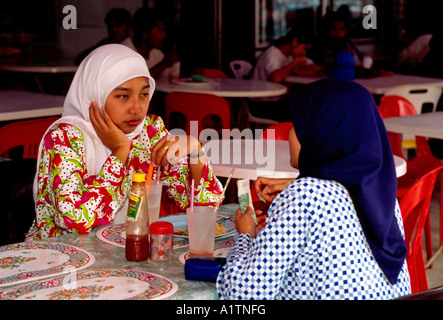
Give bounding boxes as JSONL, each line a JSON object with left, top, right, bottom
{"left": 255, "top": 177, "right": 295, "bottom": 203}
{"left": 89, "top": 101, "right": 130, "bottom": 163}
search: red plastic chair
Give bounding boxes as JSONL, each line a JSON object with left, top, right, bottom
{"left": 0, "top": 117, "right": 59, "bottom": 159}
{"left": 202, "top": 69, "right": 228, "bottom": 78}
{"left": 164, "top": 92, "right": 232, "bottom": 139}
{"left": 259, "top": 122, "right": 293, "bottom": 141}
{"left": 399, "top": 165, "right": 443, "bottom": 293}
{"left": 379, "top": 96, "right": 443, "bottom": 255}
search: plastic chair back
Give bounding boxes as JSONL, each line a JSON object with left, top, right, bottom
{"left": 229, "top": 60, "right": 253, "bottom": 79}
{"left": 379, "top": 95, "right": 418, "bottom": 157}
{"left": 0, "top": 117, "right": 59, "bottom": 159}
{"left": 202, "top": 69, "right": 228, "bottom": 78}
{"left": 164, "top": 92, "right": 231, "bottom": 139}
{"left": 399, "top": 165, "right": 443, "bottom": 293}
{"left": 384, "top": 85, "right": 443, "bottom": 114}
{"left": 381, "top": 95, "right": 443, "bottom": 178}
{"left": 377, "top": 105, "right": 404, "bottom": 158}
{"left": 260, "top": 122, "right": 293, "bottom": 140}
{"left": 380, "top": 95, "right": 418, "bottom": 117}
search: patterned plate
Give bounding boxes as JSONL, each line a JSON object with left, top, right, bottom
{"left": 179, "top": 239, "right": 234, "bottom": 264}
{"left": 0, "top": 242, "right": 95, "bottom": 288}
{"left": 96, "top": 224, "right": 188, "bottom": 249}
{"left": 158, "top": 215, "right": 236, "bottom": 240}
{"left": 0, "top": 269, "right": 178, "bottom": 300}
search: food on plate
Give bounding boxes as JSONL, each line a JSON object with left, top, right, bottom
{"left": 173, "top": 222, "right": 227, "bottom": 236}
{"left": 215, "top": 222, "right": 227, "bottom": 235}
{"left": 175, "top": 228, "right": 189, "bottom": 236}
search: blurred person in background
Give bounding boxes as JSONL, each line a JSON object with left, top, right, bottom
{"left": 122, "top": 7, "right": 180, "bottom": 80}
{"left": 74, "top": 8, "right": 132, "bottom": 66}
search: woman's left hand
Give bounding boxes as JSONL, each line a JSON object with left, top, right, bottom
{"left": 235, "top": 206, "right": 266, "bottom": 238}
{"left": 151, "top": 134, "right": 200, "bottom": 166}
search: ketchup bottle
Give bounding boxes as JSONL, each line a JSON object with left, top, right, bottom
{"left": 125, "top": 173, "right": 150, "bottom": 261}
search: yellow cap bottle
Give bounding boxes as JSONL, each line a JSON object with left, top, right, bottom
{"left": 132, "top": 173, "right": 146, "bottom": 182}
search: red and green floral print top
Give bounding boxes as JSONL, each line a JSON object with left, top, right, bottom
{"left": 26, "top": 115, "right": 223, "bottom": 240}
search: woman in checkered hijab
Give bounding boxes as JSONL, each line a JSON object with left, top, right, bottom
{"left": 217, "top": 79, "right": 411, "bottom": 300}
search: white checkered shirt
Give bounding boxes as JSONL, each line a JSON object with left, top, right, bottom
{"left": 216, "top": 177, "right": 411, "bottom": 300}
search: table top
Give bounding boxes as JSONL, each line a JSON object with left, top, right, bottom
{"left": 155, "top": 78, "right": 288, "bottom": 98}
{"left": 383, "top": 111, "right": 443, "bottom": 140}
{"left": 285, "top": 74, "right": 443, "bottom": 95}
{"left": 205, "top": 139, "right": 298, "bottom": 180}
{"left": 0, "top": 59, "right": 77, "bottom": 74}
{"left": 205, "top": 139, "right": 406, "bottom": 180}
{"left": 0, "top": 204, "right": 239, "bottom": 300}
{"left": 0, "top": 90, "right": 64, "bottom": 121}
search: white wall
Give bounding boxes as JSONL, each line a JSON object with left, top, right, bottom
{"left": 56, "top": 0, "right": 148, "bottom": 58}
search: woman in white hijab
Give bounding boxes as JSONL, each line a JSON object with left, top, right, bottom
{"left": 27, "top": 44, "right": 223, "bottom": 240}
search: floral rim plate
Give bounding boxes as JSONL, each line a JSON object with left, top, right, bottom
{"left": 0, "top": 242, "right": 95, "bottom": 288}
{"left": 96, "top": 224, "right": 188, "bottom": 249}
{"left": 0, "top": 269, "right": 178, "bottom": 300}
{"left": 158, "top": 215, "right": 236, "bottom": 240}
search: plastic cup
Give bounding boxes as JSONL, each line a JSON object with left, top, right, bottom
{"left": 147, "top": 181, "right": 163, "bottom": 225}
{"left": 186, "top": 206, "right": 217, "bottom": 258}
{"left": 362, "top": 56, "right": 373, "bottom": 69}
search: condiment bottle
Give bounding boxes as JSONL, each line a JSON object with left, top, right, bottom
{"left": 125, "top": 173, "right": 150, "bottom": 261}
{"left": 150, "top": 221, "right": 173, "bottom": 263}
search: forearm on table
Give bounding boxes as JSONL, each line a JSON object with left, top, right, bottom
{"left": 269, "top": 57, "right": 305, "bottom": 83}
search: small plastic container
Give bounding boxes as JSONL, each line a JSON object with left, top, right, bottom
{"left": 149, "top": 221, "right": 174, "bottom": 263}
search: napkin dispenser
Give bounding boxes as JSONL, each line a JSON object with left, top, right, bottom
{"left": 184, "top": 257, "right": 226, "bottom": 282}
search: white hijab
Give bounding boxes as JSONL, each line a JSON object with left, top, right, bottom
{"left": 33, "top": 44, "right": 156, "bottom": 201}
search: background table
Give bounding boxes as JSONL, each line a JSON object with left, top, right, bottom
{"left": 155, "top": 78, "right": 287, "bottom": 98}
{"left": 0, "top": 59, "right": 77, "bottom": 93}
{"left": 205, "top": 139, "right": 406, "bottom": 180}
{"left": 205, "top": 139, "right": 298, "bottom": 180}
{"left": 0, "top": 60, "right": 77, "bottom": 74}
{"left": 383, "top": 111, "right": 443, "bottom": 140}
{"left": 285, "top": 74, "right": 443, "bottom": 95}
{"left": 0, "top": 90, "right": 64, "bottom": 121}
{"left": 156, "top": 78, "right": 288, "bottom": 128}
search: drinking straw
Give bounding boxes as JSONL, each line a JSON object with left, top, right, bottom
{"left": 190, "top": 179, "right": 194, "bottom": 212}
{"left": 145, "top": 162, "right": 154, "bottom": 197}
{"left": 214, "top": 168, "right": 235, "bottom": 212}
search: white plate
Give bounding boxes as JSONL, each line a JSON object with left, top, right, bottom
{"left": 0, "top": 269, "right": 178, "bottom": 300}
{"left": 0, "top": 242, "right": 95, "bottom": 288}
{"left": 157, "top": 214, "right": 236, "bottom": 239}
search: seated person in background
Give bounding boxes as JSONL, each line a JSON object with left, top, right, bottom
{"left": 398, "top": 33, "right": 432, "bottom": 75}
{"left": 251, "top": 27, "right": 319, "bottom": 84}
{"left": 74, "top": 8, "right": 132, "bottom": 65}
{"left": 122, "top": 7, "right": 180, "bottom": 80}
{"left": 248, "top": 28, "right": 318, "bottom": 122}
{"left": 308, "top": 11, "right": 362, "bottom": 74}
{"left": 26, "top": 44, "right": 223, "bottom": 240}
{"left": 420, "top": 28, "right": 443, "bottom": 79}
{"left": 216, "top": 79, "right": 411, "bottom": 300}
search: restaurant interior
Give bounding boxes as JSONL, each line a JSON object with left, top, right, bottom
{"left": 1, "top": 0, "right": 443, "bottom": 301}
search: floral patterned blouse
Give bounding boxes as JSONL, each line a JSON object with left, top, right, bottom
{"left": 26, "top": 115, "right": 223, "bottom": 240}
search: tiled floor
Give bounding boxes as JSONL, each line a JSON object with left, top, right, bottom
{"left": 424, "top": 185, "right": 443, "bottom": 289}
